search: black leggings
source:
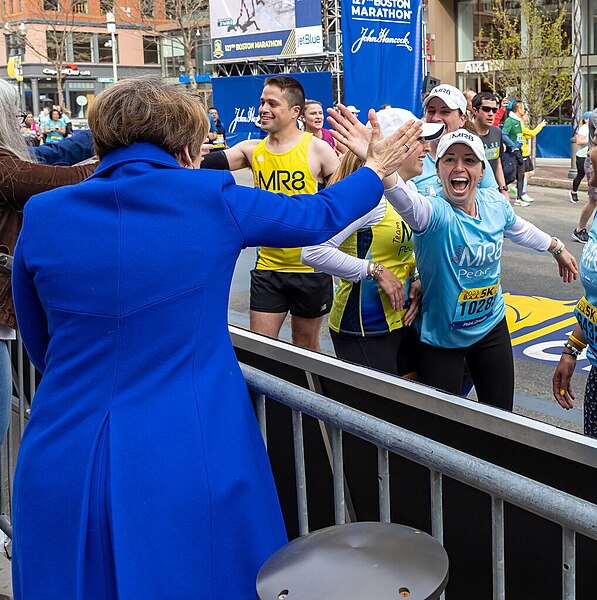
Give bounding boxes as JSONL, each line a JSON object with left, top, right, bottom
{"left": 417, "top": 318, "right": 514, "bottom": 411}
{"left": 515, "top": 159, "right": 525, "bottom": 199}
{"left": 573, "top": 155, "right": 586, "bottom": 192}
{"left": 330, "top": 326, "right": 419, "bottom": 376}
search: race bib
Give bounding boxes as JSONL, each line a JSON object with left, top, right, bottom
{"left": 451, "top": 281, "right": 499, "bottom": 329}
{"left": 575, "top": 297, "right": 597, "bottom": 346}
{"left": 214, "top": 133, "right": 225, "bottom": 149}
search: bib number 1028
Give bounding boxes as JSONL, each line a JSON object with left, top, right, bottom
{"left": 457, "top": 295, "right": 497, "bottom": 317}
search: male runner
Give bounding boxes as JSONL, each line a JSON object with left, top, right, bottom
{"left": 470, "top": 92, "right": 510, "bottom": 200}
{"left": 224, "top": 76, "right": 340, "bottom": 351}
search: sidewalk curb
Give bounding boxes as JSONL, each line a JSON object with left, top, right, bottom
{"left": 530, "top": 176, "right": 586, "bottom": 191}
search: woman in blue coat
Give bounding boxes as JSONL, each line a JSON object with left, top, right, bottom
{"left": 10, "top": 77, "right": 423, "bottom": 599}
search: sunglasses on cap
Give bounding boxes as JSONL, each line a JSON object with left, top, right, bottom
{"left": 478, "top": 106, "right": 498, "bottom": 114}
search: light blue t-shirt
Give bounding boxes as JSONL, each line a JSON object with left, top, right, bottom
{"left": 413, "top": 188, "right": 517, "bottom": 348}
{"left": 576, "top": 227, "right": 597, "bottom": 366}
{"left": 413, "top": 153, "right": 498, "bottom": 198}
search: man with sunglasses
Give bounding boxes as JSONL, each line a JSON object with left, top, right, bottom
{"left": 471, "top": 92, "right": 510, "bottom": 201}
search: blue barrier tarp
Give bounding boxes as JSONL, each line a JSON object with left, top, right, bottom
{"left": 536, "top": 124, "right": 572, "bottom": 159}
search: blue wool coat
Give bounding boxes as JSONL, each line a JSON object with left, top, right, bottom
{"left": 11, "top": 143, "right": 383, "bottom": 599}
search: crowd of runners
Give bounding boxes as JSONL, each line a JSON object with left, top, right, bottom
{"left": 205, "top": 76, "right": 597, "bottom": 437}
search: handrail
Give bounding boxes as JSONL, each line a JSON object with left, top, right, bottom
{"left": 242, "top": 363, "right": 597, "bottom": 542}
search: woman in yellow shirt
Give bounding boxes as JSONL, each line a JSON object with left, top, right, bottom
{"left": 520, "top": 111, "right": 547, "bottom": 202}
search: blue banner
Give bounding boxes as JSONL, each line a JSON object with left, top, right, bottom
{"left": 211, "top": 72, "right": 333, "bottom": 146}
{"left": 341, "top": 0, "right": 424, "bottom": 118}
{"left": 210, "top": 0, "right": 323, "bottom": 61}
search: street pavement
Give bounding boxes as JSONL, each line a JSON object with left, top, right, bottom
{"left": 229, "top": 161, "right": 591, "bottom": 434}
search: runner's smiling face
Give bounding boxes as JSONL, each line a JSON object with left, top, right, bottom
{"left": 259, "top": 85, "right": 302, "bottom": 133}
{"left": 437, "top": 144, "right": 484, "bottom": 206}
{"left": 424, "top": 98, "right": 466, "bottom": 133}
{"left": 399, "top": 138, "right": 431, "bottom": 181}
{"left": 302, "top": 103, "right": 324, "bottom": 133}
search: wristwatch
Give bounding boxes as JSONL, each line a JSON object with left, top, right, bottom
{"left": 499, "top": 185, "right": 509, "bottom": 191}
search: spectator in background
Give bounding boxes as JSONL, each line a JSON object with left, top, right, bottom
{"left": 493, "top": 94, "right": 510, "bottom": 126}
{"left": 61, "top": 107, "right": 73, "bottom": 137}
{"left": 207, "top": 110, "right": 218, "bottom": 143}
{"left": 300, "top": 99, "right": 336, "bottom": 151}
{"left": 572, "top": 105, "right": 597, "bottom": 243}
{"left": 502, "top": 100, "right": 529, "bottom": 206}
{"left": 464, "top": 89, "right": 476, "bottom": 118}
{"left": 471, "top": 92, "right": 510, "bottom": 200}
{"left": 44, "top": 108, "right": 66, "bottom": 144}
{"left": 519, "top": 110, "right": 546, "bottom": 203}
{"left": 38, "top": 106, "right": 50, "bottom": 137}
{"left": 21, "top": 112, "right": 42, "bottom": 147}
{"left": 570, "top": 111, "right": 591, "bottom": 203}
{"left": 346, "top": 105, "right": 361, "bottom": 118}
{"left": 208, "top": 106, "right": 227, "bottom": 150}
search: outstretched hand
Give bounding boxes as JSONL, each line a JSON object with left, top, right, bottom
{"left": 555, "top": 250, "right": 578, "bottom": 283}
{"left": 326, "top": 104, "right": 372, "bottom": 161}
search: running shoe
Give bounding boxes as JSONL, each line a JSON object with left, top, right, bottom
{"left": 572, "top": 228, "right": 589, "bottom": 243}
{"left": 513, "top": 198, "right": 531, "bottom": 206}
{"left": 569, "top": 191, "right": 579, "bottom": 203}
{"left": 509, "top": 186, "right": 517, "bottom": 195}
{"left": 521, "top": 193, "right": 534, "bottom": 202}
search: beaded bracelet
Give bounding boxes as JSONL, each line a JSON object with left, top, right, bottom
{"left": 563, "top": 342, "right": 582, "bottom": 357}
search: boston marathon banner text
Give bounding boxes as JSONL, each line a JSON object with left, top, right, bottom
{"left": 341, "top": 0, "right": 423, "bottom": 117}
{"left": 210, "top": 0, "right": 323, "bottom": 60}
{"left": 211, "top": 72, "right": 333, "bottom": 146}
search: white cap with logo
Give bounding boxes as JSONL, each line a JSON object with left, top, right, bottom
{"left": 346, "top": 105, "right": 360, "bottom": 114}
{"left": 423, "top": 84, "right": 467, "bottom": 115}
{"left": 374, "top": 108, "right": 445, "bottom": 141}
{"left": 436, "top": 129, "right": 485, "bottom": 162}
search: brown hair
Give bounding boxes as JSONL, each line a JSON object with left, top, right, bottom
{"left": 327, "top": 151, "right": 364, "bottom": 186}
{"left": 301, "top": 99, "right": 323, "bottom": 116}
{"left": 88, "top": 76, "right": 209, "bottom": 160}
{"left": 264, "top": 75, "right": 305, "bottom": 111}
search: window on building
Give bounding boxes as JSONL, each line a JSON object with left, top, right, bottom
{"left": 71, "top": 0, "right": 89, "bottom": 13}
{"left": 43, "top": 0, "right": 59, "bottom": 10}
{"left": 99, "top": 0, "right": 112, "bottom": 13}
{"left": 46, "top": 30, "right": 66, "bottom": 61}
{"left": 72, "top": 32, "right": 93, "bottom": 62}
{"left": 143, "top": 36, "right": 160, "bottom": 64}
{"left": 161, "top": 36, "right": 185, "bottom": 76}
{"left": 165, "top": 0, "right": 177, "bottom": 19}
{"left": 98, "top": 33, "right": 118, "bottom": 62}
{"left": 141, "top": 0, "right": 155, "bottom": 17}
{"left": 194, "top": 26, "right": 211, "bottom": 75}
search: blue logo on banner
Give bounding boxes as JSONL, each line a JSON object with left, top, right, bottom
{"left": 211, "top": 72, "right": 333, "bottom": 146}
{"left": 341, "top": 0, "right": 423, "bottom": 117}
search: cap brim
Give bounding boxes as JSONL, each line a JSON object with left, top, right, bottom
{"left": 421, "top": 122, "right": 444, "bottom": 141}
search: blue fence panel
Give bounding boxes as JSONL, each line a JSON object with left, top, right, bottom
{"left": 536, "top": 124, "right": 572, "bottom": 159}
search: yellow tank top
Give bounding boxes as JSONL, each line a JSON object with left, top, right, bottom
{"left": 328, "top": 199, "right": 416, "bottom": 336}
{"left": 252, "top": 133, "right": 318, "bottom": 271}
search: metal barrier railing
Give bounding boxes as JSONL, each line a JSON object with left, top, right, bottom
{"left": 3, "top": 331, "right": 597, "bottom": 599}
{"left": 243, "top": 363, "right": 597, "bottom": 600}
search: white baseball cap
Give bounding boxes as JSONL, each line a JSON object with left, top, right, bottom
{"left": 423, "top": 84, "right": 467, "bottom": 115}
{"left": 346, "top": 105, "right": 360, "bottom": 114}
{"left": 436, "top": 129, "right": 485, "bottom": 162}
{"left": 375, "top": 108, "right": 444, "bottom": 141}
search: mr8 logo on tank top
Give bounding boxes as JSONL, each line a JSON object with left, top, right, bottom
{"left": 252, "top": 133, "right": 318, "bottom": 272}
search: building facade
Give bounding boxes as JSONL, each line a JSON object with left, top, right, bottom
{"left": 0, "top": 0, "right": 212, "bottom": 117}
{"left": 425, "top": 0, "right": 597, "bottom": 119}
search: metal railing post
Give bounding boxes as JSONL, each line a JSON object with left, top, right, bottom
{"left": 292, "top": 409, "right": 309, "bottom": 536}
